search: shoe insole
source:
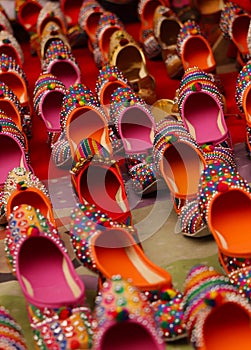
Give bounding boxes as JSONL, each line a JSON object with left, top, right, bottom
{"left": 232, "top": 15, "right": 250, "bottom": 53}
{"left": 0, "top": 135, "right": 25, "bottom": 184}
{"left": 0, "top": 99, "right": 21, "bottom": 129}
{"left": 120, "top": 107, "right": 154, "bottom": 153}
{"left": 183, "top": 37, "right": 215, "bottom": 71}
{"left": 100, "top": 322, "right": 161, "bottom": 350}
{"left": 41, "top": 90, "right": 64, "bottom": 131}
{"left": 116, "top": 46, "right": 146, "bottom": 82}
{"left": 161, "top": 141, "right": 204, "bottom": 197}
{"left": 79, "top": 164, "right": 128, "bottom": 219}
{"left": 49, "top": 60, "right": 79, "bottom": 89}
{"left": 101, "top": 26, "right": 121, "bottom": 62}
{"left": 159, "top": 18, "right": 181, "bottom": 46}
{"left": 68, "top": 108, "right": 109, "bottom": 153}
{"left": 210, "top": 189, "right": 251, "bottom": 255}
{"left": 204, "top": 303, "right": 251, "bottom": 349}
{"left": 8, "top": 191, "right": 52, "bottom": 223}
{"left": 19, "top": 236, "right": 82, "bottom": 304}
{"left": 94, "top": 229, "right": 171, "bottom": 289}
{"left": 86, "top": 12, "right": 103, "bottom": 42}
{"left": 183, "top": 92, "right": 227, "bottom": 144}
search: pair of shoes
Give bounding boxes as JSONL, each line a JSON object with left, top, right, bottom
{"left": 220, "top": 1, "right": 251, "bottom": 67}
{"left": 5, "top": 204, "right": 168, "bottom": 349}
{"left": 70, "top": 201, "right": 187, "bottom": 342}
{"left": 5, "top": 204, "right": 94, "bottom": 349}
{"left": 51, "top": 65, "right": 123, "bottom": 169}
{"left": 183, "top": 264, "right": 251, "bottom": 349}
{"left": 153, "top": 116, "right": 235, "bottom": 236}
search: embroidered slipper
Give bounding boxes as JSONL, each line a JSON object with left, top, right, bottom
{"left": 33, "top": 73, "right": 66, "bottom": 142}
{"left": 153, "top": 5, "right": 183, "bottom": 78}
{"left": 92, "top": 276, "right": 166, "bottom": 350}
{"left": 42, "top": 39, "right": 81, "bottom": 88}
{"left": 197, "top": 160, "right": 251, "bottom": 270}
{"left": 110, "top": 86, "right": 156, "bottom": 157}
{"left": 95, "top": 63, "right": 129, "bottom": 113}
{"left": 70, "top": 138, "right": 131, "bottom": 224}
{"left": 2, "top": 167, "right": 56, "bottom": 227}
{"left": 0, "top": 81, "right": 29, "bottom": 136}
{"left": 178, "top": 144, "right": 236, "bottom": 237}
{"left": 78, "top": 0, "right": 104, "bottom": 53}
{"left": 69, "top": 202, "right": 172, "bottom": 291}
{"left": 60, "top": 83, "right": 112, "bottom": 158}
{"left": 0, "top": 112, "right": 30, "bottom": 191}
{"left": 5, "top": 204, "right": 94, "bottom": 350}
{"left": 0, "top": 53, "right": 31, "bottom": 118}
{"left": 176, "top": 20, "right": 216, "bottom": 73}
{"left": 183, "top": 264, "right": 251, "bottom": 350}
{"left": 153, "top": 118, "right": 207, "bottom": 214}
{"left": 36, "top": 0, "right": 68, "bottom": 39}
{"left": 178, "top": 66, "right": 229, "bottom": 146}
{"left": 109, "top": 29, "right": 157, "bottom": 104}
{"left": 93, "top": 11, "right": 124, "bottom": 68}
{"left": 39, "top": 21, "right": 71, "bottom": 60}
{"left": 15, "top": 0, "right": 42, "bottom": 34}
{"left": 220, "top": 1, "right": 251, "bottom": 67}
{"left": 0, "top": 305, "right": 28, "bottom": 349}
{"left": 137, "top": 0, "right": 166, "bottom": 59}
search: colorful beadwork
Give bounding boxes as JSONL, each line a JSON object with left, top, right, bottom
{"left": 198, "top": 160, "right": 251, "bottom": 221}
{"left": 5, "top": 205, "right": 60, "bottom": 273}
{"left": 42, "top": 39, "right": 81, "bottom": 81}
{"left": 235, "top": 61, "right": 251, "bottom": 116}
{"left": 0, "top": 305, "right": 28, "bottom": 349}
{"left": 176, "top": 20, "right": 207, "bottom": 58}
{"left": 60, "top": 83, "right": 107, "bottom": 132}
{"left": 93, "top": 276, "right": 164, "bottom": 348}
{"left": 183, "top": 264, "right": 251, "bottom": 348}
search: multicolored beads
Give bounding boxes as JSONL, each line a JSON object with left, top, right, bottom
{"left": 0, "top": 305, "right": 28, "bottom": 349}
{"left": 93, "top": 276, "right": 164, "bottom": 348}
{"left": 235, "top": 60, "right": 251, "bottom": 117}
{"left": 183, "top": 264, "right": 251, "bottom": 348}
